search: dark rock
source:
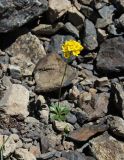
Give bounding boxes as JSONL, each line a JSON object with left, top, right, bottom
{"left": 78, "top": 0, "right": 92, "bottom": 6}
{"left": 89, "top": 133, "right": 124, "bottom": 160}
{"left": 110, "top": 0, "right": 124, "bottom": 10}
{"left": 68, "top": 123, "right": 108, "bottom": 142}
{"left": 61, "top": 151, "right": 87, "bottom": 160}
{"left": 115, "top": 14, "right": 124, "bottom": 29}
{"left": 111, "top": 83, "right": 124, "bottom": 118}
{"left": 34, "top": 53, "right": 77, "bottom": 92}
{"left": 80, "top": 5, "right": 98, "bottom": 22}
{"left": 48, "top": 34, "right": 75, "bottom": 56}
{"left": 75, "top": 111, "right": 88, "bottom": 125}
{"left": 0, "top": 0, "right": 48, "bottom": 32}
{"left": 68, "top": 6, "right": 85, "bottom": 27}
{"left": 96, "top": 36, "right": 124, "bottom": 75}
{"left": 83, "top": 19, "right": 98, "bottom": 50}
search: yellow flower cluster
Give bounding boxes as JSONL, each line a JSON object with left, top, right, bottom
{"left": 62, "top": 40, "right": 84, "bottom": 58}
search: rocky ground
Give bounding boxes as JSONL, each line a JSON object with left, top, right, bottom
{"left": 0, "top": 0, "right": 124, "bottom": 160}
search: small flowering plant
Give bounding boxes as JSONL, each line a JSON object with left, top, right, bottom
{"left": 50, "top": 40, "right": 84, "bottom": 122}
{"left": 62, "top": 40, "right": 84, "bottom": 59}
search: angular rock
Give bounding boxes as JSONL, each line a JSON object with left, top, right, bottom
{"left": 78, "top": 92, "right": 109, "bottom": 121}
{"left": 62, "top": 151, "right": 87, "bottom": 160}
{"left": 48, "top": 34, "right": 75, "bottom": 56}
{"left": 111, "top": 83, "right": 124, "bottom": 118}
{"left": 90, "top": 133, "right": 124, "bottom": 160}
{"left": 64, "top": 22, "right": 79, "bottom": 38}
{"left": 99, "top": 5, "right": 115, "bottom": 19}
{"left": 6, "top": 32, "right": 46, "bottom": 76}
{"left": 48, "top": 0, "right": 72, "bottom": 23}
{"left": 32, "top": 22, "right": 64, "bottom": 35}
{"left": 0, "top": 0, "right": 48, "bottom": 33}
{"left": 54, "top": 120, "right": 74, "bottom": 132}
{"left": 0, "top": 84, "right": 29, "bottom": 117}
{"left": 68, "top": 123, "right": 107, "bottom": 142}
{"left": 96, "top": 36, "right": 124, "bottom": 75}
{"left": 34, "top": 53, "right": 77, "bottom": 92}
{"left": 68, "top": 6, "right": 85, "bottom": 27}
{"left": 107, "top": 115, "right": 124, "bottom": 138}
{"left": 80, "top": 5, "right": 98, "bottom": 22}
{"left": 14, "top": 148, "right": 36, "bottom": 160}
{"left": 83, "top": 19, "right": 98, "bottom": 50}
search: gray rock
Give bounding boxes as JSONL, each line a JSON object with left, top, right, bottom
{"left": 107, "top": 24, "right": 122, "bottom": 35}
{"left": 32, "top": 22, "right": 64, "bottom": 35}
{"left": 98, "top": 5, "right": 115, "bottom": 19}
{"left": 14, "top": 148, "right": 36, "bottom": 160}
{"left": 107, "top": 115, "right": 124, "bottom": 138}
{"left": 64, "top": 22, "right": 79, "bottom": 38}
{"left": 34, "top": 53, "right": 77, "bottom": 92}
{"left": 96, "top": 36, "right": 124, "bottom": 75}
{"left": 66, "top": 113, "right": 77, "bottom": 124}
{"left": 83, "top": 19, "right": 98, "bottom": 50}
{"left": 68, "top": 6, "right": 85, "bottom": 27}
{"left": 0, "top": 53, "right": 10, "bottom": 64}
{"left": 48, "top": 34, "right": 75, "bottom": 56}
{"left": 80, "top": 5, "right": 98, "bottom": 22}
{"left": 40, "top": 132, "right": 49, "bottom": 153}
{"left": 78, "top": 92, "right": 109, "bottom": 121}
{"left": 0, "top": 84, "right": 29, "bottom": 117}
{"left": 89, "top": 133, "right": 124, "bottom": 160}
{"left": 48, "top": 0, "right": 71, "bottom": 23}
{"left": 0, "top": 0, "right": 48, "bottom": 32}
{"left": 6, "top": 32, "right": 46, "bottom": 76}
{"left": 39, "top": 151, "right": 56, "bottom": 159}
{"left": 62, "top": 151, "right": 87, "bottom": 160}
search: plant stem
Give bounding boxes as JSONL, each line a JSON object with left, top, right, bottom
{"left": 58, "top": 62, "right": 68, "bottom": 107}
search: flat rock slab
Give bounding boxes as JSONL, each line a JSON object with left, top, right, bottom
{"left": 68, "top": 123, "right": 108, "bottom": 142}
{"left": 34, "top": 53, "right": 77, "bottom": 92}
{"left": 0, "top": 0, "right": 48, "bottom": 32}
{"left": 96, "top": 36, "right": 124, "bottom": 75}
{"left": 90, "top": 133, "right": 124, "bottom": 160}
{"left": 0, "top": 84, "right": 29, "bottom": 117}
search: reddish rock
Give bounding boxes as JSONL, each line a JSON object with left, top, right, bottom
{"left": 68, "top": 124, "right": 108, "bottom": 142}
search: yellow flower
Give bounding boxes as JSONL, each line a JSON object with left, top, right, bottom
{"left": 62, "top": 40, "right": 84, "bottom": 58}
